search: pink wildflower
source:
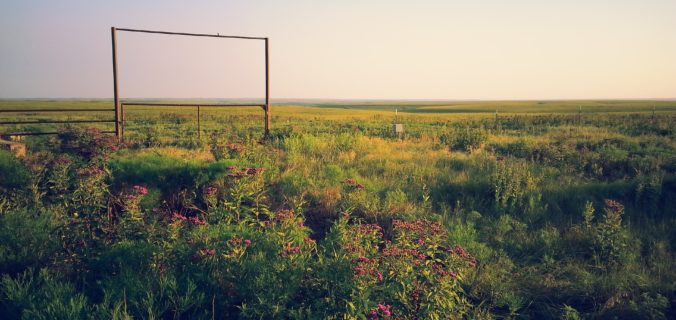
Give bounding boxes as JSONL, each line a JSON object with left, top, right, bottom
{"left": 189, "top": 216, "right": 207, "bottom": 225}
{"left": 205, "top": 186, "right": 218, "bottom": 196}
{"left": 132, "top": 185, "right": 148, "bottom": 195}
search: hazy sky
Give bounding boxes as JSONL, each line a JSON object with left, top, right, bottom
{"left": 1, "top": 0, "right": 675, "bottom": 100}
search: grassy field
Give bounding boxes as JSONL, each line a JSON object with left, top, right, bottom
{"left": 1, "top": 99, "right": 675, "bottom": 319}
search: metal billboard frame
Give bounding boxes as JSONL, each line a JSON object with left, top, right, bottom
{"left": 111, "top": 27, "right": 270, "bottom": 142}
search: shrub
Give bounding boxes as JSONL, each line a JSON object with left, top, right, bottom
{"left": 441, "top": 127, "right": 488, "bottom": 152}
{"left": 0, "top": 210, "right": 59, "bottom": 275}
{"left": 311, "top": 217, "right": 476, "bottom": 318}
{"left": 0, "top": 268, "right": 92, "bottom": 319}
{"left": 57, "top": 127, "right": 119, "bottom": 161}
{"left": 592, "top": 199, "right": 633, "bottom": 270}
{"left": 491, "top": 161, "right": 543, "bottom": 217}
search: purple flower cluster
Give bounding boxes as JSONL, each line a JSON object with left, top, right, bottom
{"left": 352, "top": 256, "right": 384, "bottom": 282}
{"left": 604, "top": 199, "right": 624, "bottom": 214}
{"left": 280, "top": 241, "right": 302, "bottom": 257}
{"left": 204, "top": 186, "right": 218, "bottom": 196}
{"left": 393, "top": 219, "right": 445, "bottom": 239}
{"left": 432, "top": 262, "right": 458, "bottom": 278}
{"left": 344, "top": 224, "right": 383, "bottom": 253}
{"left": 132, "top": 185, "right": 148, "bottom": 195}
{"left": 382, "top": 246, "right": 427, "bottom": 261}
{"left": 450, "top": 245, "right": 477, "bottom": 268}
{"left": 367, "top": 303, "right": 392, "bottom": 318}
{"left": 123, "top": 185, "right": 149, "bottom": 201}
{"left": 172, "top": 213, "right": 207, "bottom": 225}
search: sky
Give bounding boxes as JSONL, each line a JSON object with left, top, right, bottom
{"left": 1, "top": 0, "right": 675, "bottom": 100}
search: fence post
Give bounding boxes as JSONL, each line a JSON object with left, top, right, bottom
{"left": 264, "top": 37, "right": 270, "bottom": 137}
{"left": 197, "top": 105, "right": 201, "bottom": 139}
{"left": 121, "top": 103, "right": 125, "bottom": 142}
{"left": 652, "top": 105, "right": 656, "bottom": 124}
{"left": 111, "top": 27, "right": 121, "bottom": 143}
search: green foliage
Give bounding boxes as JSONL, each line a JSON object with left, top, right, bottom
{"left": 591, "top": 200, "right": 634, "bottom": 270}
{"left": 0, "top": 269, "right": 92, "bottom": 319}
{"left": 491, "top": 160, "right": 543, "bottom": 217}
{"left": 0, "top": 210, "right": 59, "bottom": 275}
{"left": 0, "top": 100, "right": 674, "bottom": 319}
{"left": 560, "top": 304, "right": 582, "bottom": 320}
{"left": 0, "top": 150, "right": 29, "bottom": 190}
{"left": 311, "top": 217, "right": 475, "bottom": 318}
{"left": 441, "top": 126, "right": 488, "bottom": 152}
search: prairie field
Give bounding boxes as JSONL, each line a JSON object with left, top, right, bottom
{"left": 0, "top": 99, "right": 675, "bottom": 319}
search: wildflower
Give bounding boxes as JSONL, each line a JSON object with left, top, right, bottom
{"left": 226, "top": 165, "right": 237, "bottom": 171}
{"left": 132, "top": 185, "right": 148, "bottom": 195}
{"left": 357, "top": 256, "right": 370, "bottom": 263}
{"left": 378, "top": 304, "right": 392, "bottom": 317}
{"left": 303, "top": 237, "right": 316, "bottom": 246}
{"left": 199, "top": 248, "right": 215, "bottom": 256}
{"left": 367, "top": 310, "right": 378, "bottom": 319}
{"left": 228, "top": 237, "right": 242, "bottom": 246}
{"left": 451, "top": 245, "right": 477, "bottom": 267}
{"left": 245, "top": 167, "right": 264, "bottom": 175}
{"left": 244, "top": 239, "right": 251, "bottom": 245}
{"left": 173, "top": 212, "right": 188, "bottom": 221}
{"left": 280, "top": 241, "right": 302, "bottom": 257}
{"left": 604, "top": 199, "right": 625, "bottom": 213}
{"left": 190, "top": 216, "right": 207, "bottom": 225}
{"left": 205, "top": 186, "right": 218, "bottom": 196}
{"left": 227, "top": 172, "right": 244, "bottom": 179}
{"left": 376, "top": 272, "right": 383, "bottom": 281}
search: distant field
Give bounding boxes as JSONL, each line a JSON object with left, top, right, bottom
{"left": 2, "top": 99, "right": 676, "bottom": 114}
{"left": 306, "top": 99, "right": 676, "bottom": 113}
{"left": 2, "top": 99, "right": 675, "bottom": 139}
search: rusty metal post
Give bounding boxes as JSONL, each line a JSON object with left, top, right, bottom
{"left": 111, "top": 27, "right": 121, "bottom": 143}
{"left": 121, "top": 103, "right": 125, "bottom": 142}
{"left": 197, "top": 105, "right": 201, "bottom": 139}
{"left": 264, "top": 38, "right": 270, "bottom": 137}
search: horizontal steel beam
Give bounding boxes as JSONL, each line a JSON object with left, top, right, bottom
{"left": 1, "top": 130, "right": 116, "bottom": 136}
{"left": 0, "top": 108, "right": 115, "bottom": 113}
{"left": 116, "top": 28, "right": 267, "bottom": 41}
{"left": 121, "top": 103, "right": 265, "bottom": 107}
{"left": 0, "top": 119, "right": 115, "bottom": 125}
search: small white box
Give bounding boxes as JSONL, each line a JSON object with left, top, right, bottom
{"left": 393, "top": 123, "right": 404, "bottom": 134}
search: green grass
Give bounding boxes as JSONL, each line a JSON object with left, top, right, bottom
{"left": 0, "top": 99, "right": 675, "bottom": 319}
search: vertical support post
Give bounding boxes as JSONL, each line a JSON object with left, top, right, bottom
{"left": 652, "top": 105, "right": 655, "bottom": 124}
{"left": 494, "top": 109, "right": 499, "bottom": 132}
{"left": 578, "top": 105, "right": 581, "bottom": 125}
{"left": 121, "top": 103, "right": 125, "bottom": 142}
{"left": 197, "top": 105, "right": 201, "bottom": 139}
{"left": 111, "top": 27, "right": 121, "bottom": 143}
{"left": 264, "top": 38, "right": 270, "bottom": 137}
